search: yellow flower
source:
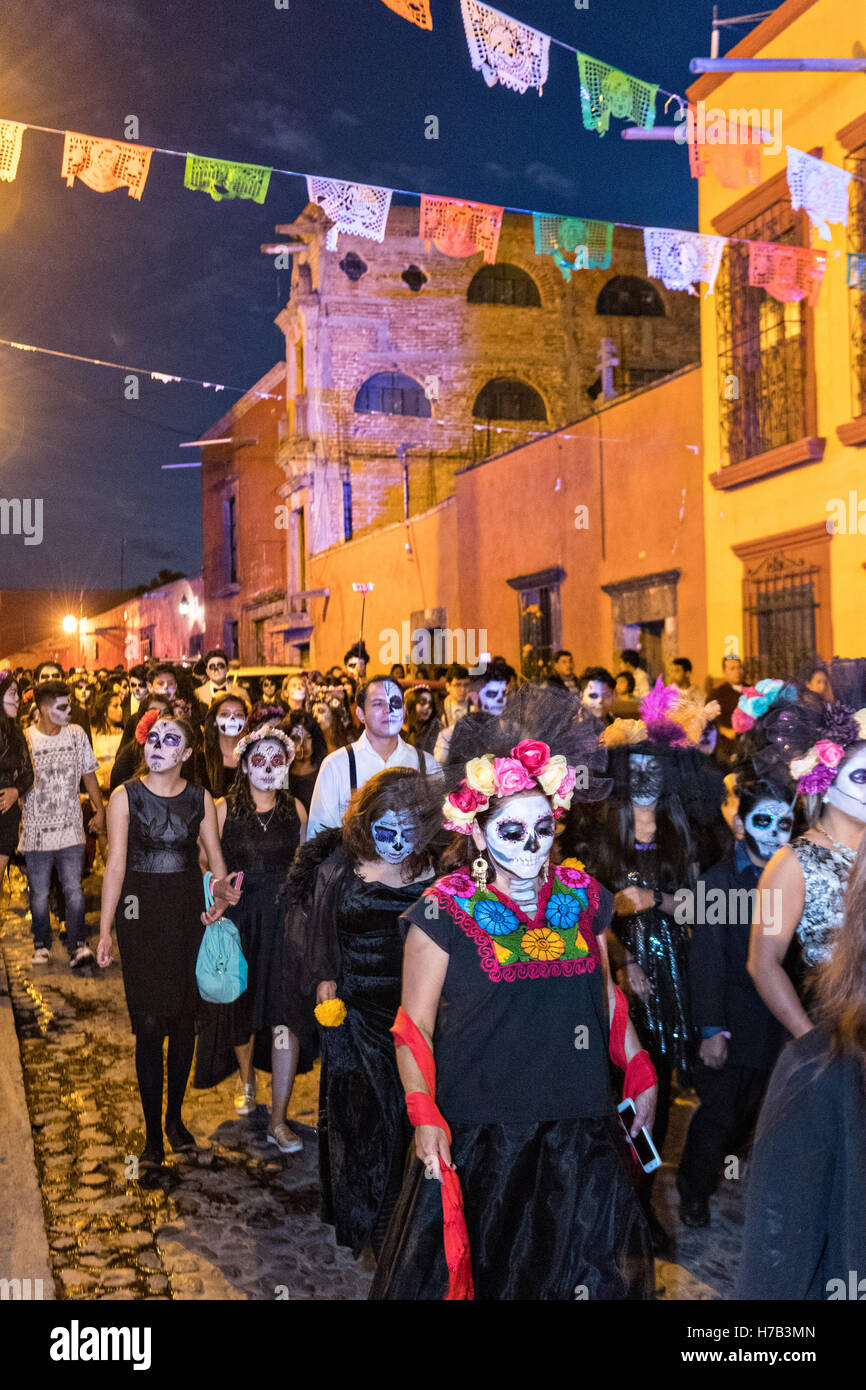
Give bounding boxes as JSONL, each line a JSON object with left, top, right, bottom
{"left": 521, "top": 927, "right": 565, "bottom": 961}
{"left": 492, "top": 941, "right": 513, "bottom": 964}
{"left": 562, "top": 857, "right": 585, "bottom": 872}
{"left": 855, "top": 709, "right": 866, "bottom": 740}
{"left": 536, "top": 754, "right": 568, "bottom": 795}
{"left": 790, "top": 750, "right": 819, "bottom": 781}
{"left": 315, "top": 998, "right": 347, "bottom": 1027}
{"left": 465, "top": 755, "right": 496, "bottom": 796}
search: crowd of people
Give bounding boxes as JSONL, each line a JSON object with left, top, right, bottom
{"left": 0, "top": 637, "right": 864, "bottom": 1301}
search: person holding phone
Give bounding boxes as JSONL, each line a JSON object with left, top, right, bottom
{"left": 97, "top": 705, "right": 242, "bottom": 1170}
{"left": 371, "top": 687, "right": 656, "bottom": 1301}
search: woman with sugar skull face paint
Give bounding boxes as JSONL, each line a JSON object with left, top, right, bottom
{"left": 745, "top": 664, "right": 866, "bottom": 1037}
{"left": 201, "top": 689, "right": 252, "bottom": 798}
{"left": 371, "top": 685, "right": 656, "bottom": 1302}
{"left": 194, "top": 726, "right": 308, "bottom": 1151}
{"left": 96, "top": 706, "right": 243, "bottom": 1171}
{"left": 563, "top": 681, "right": 725, "bottom": 1255}
{"left": 283, "top": 767, "right": 438, "bottom": 1258}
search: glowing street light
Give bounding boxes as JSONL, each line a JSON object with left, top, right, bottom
{"left": 61, "top": 614, "right": 77, "bottom": 634}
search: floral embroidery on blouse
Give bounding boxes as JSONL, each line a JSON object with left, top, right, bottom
{"left": 428, "top": 864, "right": 600, "bottom": 982}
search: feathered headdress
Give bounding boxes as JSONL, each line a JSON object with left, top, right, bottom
{"left": 601, "top": 677, "right": 715, "bottom": 751}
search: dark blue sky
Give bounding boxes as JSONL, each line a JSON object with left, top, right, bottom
{"left": 0, "top": 0, "right": 734, "bottom": 588}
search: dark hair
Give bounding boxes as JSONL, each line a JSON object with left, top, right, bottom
{"left": 722, "top": 653, "right": 742, "bottom": 666}
{"left": 389, "top": 663, "right": 406, "bottom": 679}
{"left": 475, "top": 659, "right": 515, "bottom": 688}
{"left": 616, "top": 670, "right": 636, "bottom": 695}
{"left": 579, "top": 666, "right": 615, "bottom": 692}
{"left": 132, "top": 704, "right": 198, "bottom": 782}
{"left": 405, "top": 685, "right": 439, "bottom": 737}
{"left": 355, "top": 675, "right": 403, "bottom": 712}
{"left": 620, "top": 649, "right": 642, "bottom": 668}
{"left": 0, "top": 674, "right": 22, "bottom": 758}
{"left": 814, "top": 837, "right": 866, "bottom": 1070}
{"left": 91, "top": 687, "right": 125, "bottom": 736}
{"left": 672, "top": 657, "right": 692, "bottom": 676}
{"left": 204, "top": 649, "right": 229, "bottom": 666}
{"left": 128, "top": 664, "right": 148, "bottom": 681}
{"left": 248, "top": 702, "right": 288, "bottom": 730}
{"left": 342, "top": 768, "right": 437, "bottom": 883}
{"left": 552, "top": 650, "right": 572, "bottom": 663}
{"left": 445, "top": 664, "right": 469, "bottom": 683}
{"left": 344, "top": 642, "right": 370, "bottom": 666}
{"left": 280, "top": 708, "right": 328, "bottom": 770}
{"left": 34, "top": 679, "right": 72, "bottom": 709}
{"left": 34, "top": 660, "right": 64, "bottom": 681}
{"left": 150, "top": 662, "right": 177, "bottom": 681}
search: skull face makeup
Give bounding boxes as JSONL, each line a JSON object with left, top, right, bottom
{"left": 742, "top": 798, "right": 794, "bottom": 863}
{"left": 362, "top": 680, "right": 405, "bottom": 739}
{"left": 629, "top": 753, "right": 664, "bottom": 807}
{"left": 45, "top": 697, "right": 72, "bottom": 727}
{"left": 215, "top": 710, "right": 246, "bottom": 737}
{"left": 482, "top": 792, "right": 556, "bottom": 880}
{"left": 144, "top": 720, "right": 189, "bottom": 772}
{"left": 476, "top": 680, "right": 507, "bottom": 716}
{"left": 825, "top": 745, "right": 866, "bottom": 824}
{"left": 245, "top": 737, "right": 291, "bottom": 791}
{"left": 371, "top": 810, "right": 416, "bottom": 864}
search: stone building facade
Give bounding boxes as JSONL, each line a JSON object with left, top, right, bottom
{"left": 201, "top": 200, "right": 701, "bottom": 665}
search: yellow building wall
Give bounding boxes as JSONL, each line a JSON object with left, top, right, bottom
{"left": 691, "top": 0, "right": 866, "bottom": 672}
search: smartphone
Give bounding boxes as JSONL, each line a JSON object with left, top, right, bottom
{"left": 618, "top": 1098, "right": 662, "bottom": 1173}
{"left": 233, "top": 871, "right": 244, "bottom": 891}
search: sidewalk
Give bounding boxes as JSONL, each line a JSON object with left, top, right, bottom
{"left": 0, "top": 936, "right": 55, "bottom": 1299}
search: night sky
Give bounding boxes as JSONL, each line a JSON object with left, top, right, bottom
{"left": 0, "top": 0, "right": 729, "bottom": 589}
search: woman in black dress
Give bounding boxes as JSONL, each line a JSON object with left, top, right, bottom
{"left": 280, "top": 709, "right": 327, "bottom": 815}
{"left": 0, "top": 672, "right": 33, "bottom": 875}
{"left": 201, "top": 689, "right": 251, "bottom": 797}
{"left": 285, "top": 767, "right": 438, "bottom": 1258}
{"left": 372, "top": 686, "right": 656, "bottom": 1301}
{"left": 97, "top": 707, "right": 242, "bottom": 1167}
{"left": 195, "top": 726, "right": 308, "bottom": 1149}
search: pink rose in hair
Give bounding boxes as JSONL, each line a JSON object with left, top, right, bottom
{"left": 493, "top": 757, "right": 536, "bottom": 797}
{"left": 555, "top": 765, "right": 577, "bottom": 800}
{"left": 510, "top": 740, "right": 550, "bottom": 774}
{"left": 814, "top": 740, "right": 845, "bottom": 769}
{"left": 449, "top": 784, "right": 488, "bottom": 815}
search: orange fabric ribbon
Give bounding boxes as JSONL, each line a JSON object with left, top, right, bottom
{"left": 392, "top": 1006, "right": 474, "bottom": 1300}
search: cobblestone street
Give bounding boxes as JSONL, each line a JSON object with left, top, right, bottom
{"left": 2, "top": 866, "right": 749, "bottom": 1302}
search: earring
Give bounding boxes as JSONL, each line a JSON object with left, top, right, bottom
{"left": 472, "top": 856, "right": 488, "bottom": 890}
{"left": 539, "top": 861, "right": 549, "bottom": 885}
{"left": 822, "top": 793, "right": 830, "bottom": 804}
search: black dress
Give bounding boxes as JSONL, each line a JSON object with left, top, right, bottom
{"left": 193, "top": 799, "right": 304, "bottom": 1088}
{"left": 0, "top": 726, "right": 33, "bottom": 857}
{"left": 371, "top": 865, "right": 654, "bottom": 1300}
{"left": 317, "top": 867, "right": 433, "bottom": 1258}
{"left": 115, "top": 779, "right": 206, "bottom": 1031}
{"left": 289, "top": 767, "right": 318, "bottom": 814}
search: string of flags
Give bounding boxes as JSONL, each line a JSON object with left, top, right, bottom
{"left": 0, "top": 337, "right": 281, "bottom": 400}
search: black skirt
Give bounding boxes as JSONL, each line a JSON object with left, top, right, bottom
{"left": 0, "top": 801, "right": 21, "bottom": 857}
{"left": 370, "top": 1115, "right": 655, "bottom": 1301}
{"left": 115, "top": 867, "right": 205, "bottom": 1031}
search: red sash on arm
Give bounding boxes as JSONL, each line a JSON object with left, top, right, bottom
{"left": 609, "top": 983, "right": 657, "bottom": 1100}
{"left": 391, "top": 1006, "right": 474, "bottom": 1301}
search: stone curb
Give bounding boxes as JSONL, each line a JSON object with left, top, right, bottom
{"left": 0, "top": 937, "right": 56, "bottom": 1300}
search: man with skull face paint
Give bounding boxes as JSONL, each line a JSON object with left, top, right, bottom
{"left": 746, "top": 667, "right": 866, "bottom": 1037}
{"left": 371, "top": 687, "right": 656, "bottom": 1301}
{"left": 676, "top": 774, "right": 794, "bottom": 1228}
{"left": 284, "top": 768, "right": 437, "bottom": 1257}
{"left": 306, "top": 677, "right": 438, "bottom": 839}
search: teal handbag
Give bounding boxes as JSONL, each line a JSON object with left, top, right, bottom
{"left": 196, "top": 872, "right": 248, "bottom": 1004}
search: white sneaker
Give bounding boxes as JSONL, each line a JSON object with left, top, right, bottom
{"left": 31, "top": 946, "right": 50, "bottom": 965}
{"left": 70, "top": 945, "right": 94, "bottom": 968}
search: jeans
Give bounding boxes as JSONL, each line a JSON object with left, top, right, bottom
{"left": 25, "top": 845, "right": 87, "bottom": 955}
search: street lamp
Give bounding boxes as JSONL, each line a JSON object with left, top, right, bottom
{"left": 61, "top": 614, "right": 77, "bottom": 634}
{"left": 178, "top": 594, "right": 191, "bottom": 616}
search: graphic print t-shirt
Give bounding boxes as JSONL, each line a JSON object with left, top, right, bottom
{"left": 20, "top": 724, "right": 99, "bottom": 852}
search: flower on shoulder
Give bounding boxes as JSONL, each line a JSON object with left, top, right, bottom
{"left": 473, "top": 897, "right": 521, "bottom": 937}
{"left": 314, "top": 998, "right": 347, "bottom": 1028}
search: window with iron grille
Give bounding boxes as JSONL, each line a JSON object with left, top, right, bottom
{"left": 467, "top": 263, "right": 541, "bottom": 307}
{"left": 845, "top": 140, "right": 866, "bottom": 419}
{"left": 473, "top": 377, "right": 547, "bottom": 420}
{"left": 715, "top": 196, "right": 811, "bottom": 467}
{"left": 741, "top": 551, "right": 820, "bottom": 683}
{"left": 354, "top": 372, "right": 431, "bottom": 417}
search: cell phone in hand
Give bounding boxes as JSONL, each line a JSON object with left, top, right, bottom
{"left": 233, "top": 871, "right": 244, "bottom": 891}
{"left": 617, "top": 1098, "right": 662, "bottom": 1173}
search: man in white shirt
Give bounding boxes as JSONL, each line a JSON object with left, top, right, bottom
{"left": 307, "top": 676, "right": 439, "bottom": 837}
{"left": 21, "top": 681, "right": 104, "bottom": 968}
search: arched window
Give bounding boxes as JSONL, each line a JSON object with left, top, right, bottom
{"left": 595, "top": 276, "right": 665, "bottom": 317}
{"left": 473, "top": 378, "right": 547, "bottom": 421}
{"left": 354, "top": 372, "right": 431, "bottom": 417}
{"left": 467, "top": 263, "right": 541, "bottom": 307}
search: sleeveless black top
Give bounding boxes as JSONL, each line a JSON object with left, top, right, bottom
{"left": 125, "top": 778, "right": 205, "bottom": 874}
{"left": 220, "top": 798, "right": 302, "bottom": 877}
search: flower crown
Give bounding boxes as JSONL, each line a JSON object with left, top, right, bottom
{"left": 443, "top": 739, "right": 577, "bottom": 835}
{"left": 731, "top": 678, "right": 797, "bottom": 733}
{"left": 789, "top": 704, "right": 866, "bottom": 794}
{"left": 601, "top": 677, "right": 715, "bottom": 750}
{"left": 234, "top": 724, "right": 294, "bottom": 763}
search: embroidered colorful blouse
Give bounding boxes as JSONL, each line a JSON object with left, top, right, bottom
{"left": 400, "top": 864, "right": 616, "bottom": 1124}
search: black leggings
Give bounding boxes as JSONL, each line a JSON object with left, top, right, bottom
{"left": 133, "top": 1015, "right": 195, "bottom": 1147}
